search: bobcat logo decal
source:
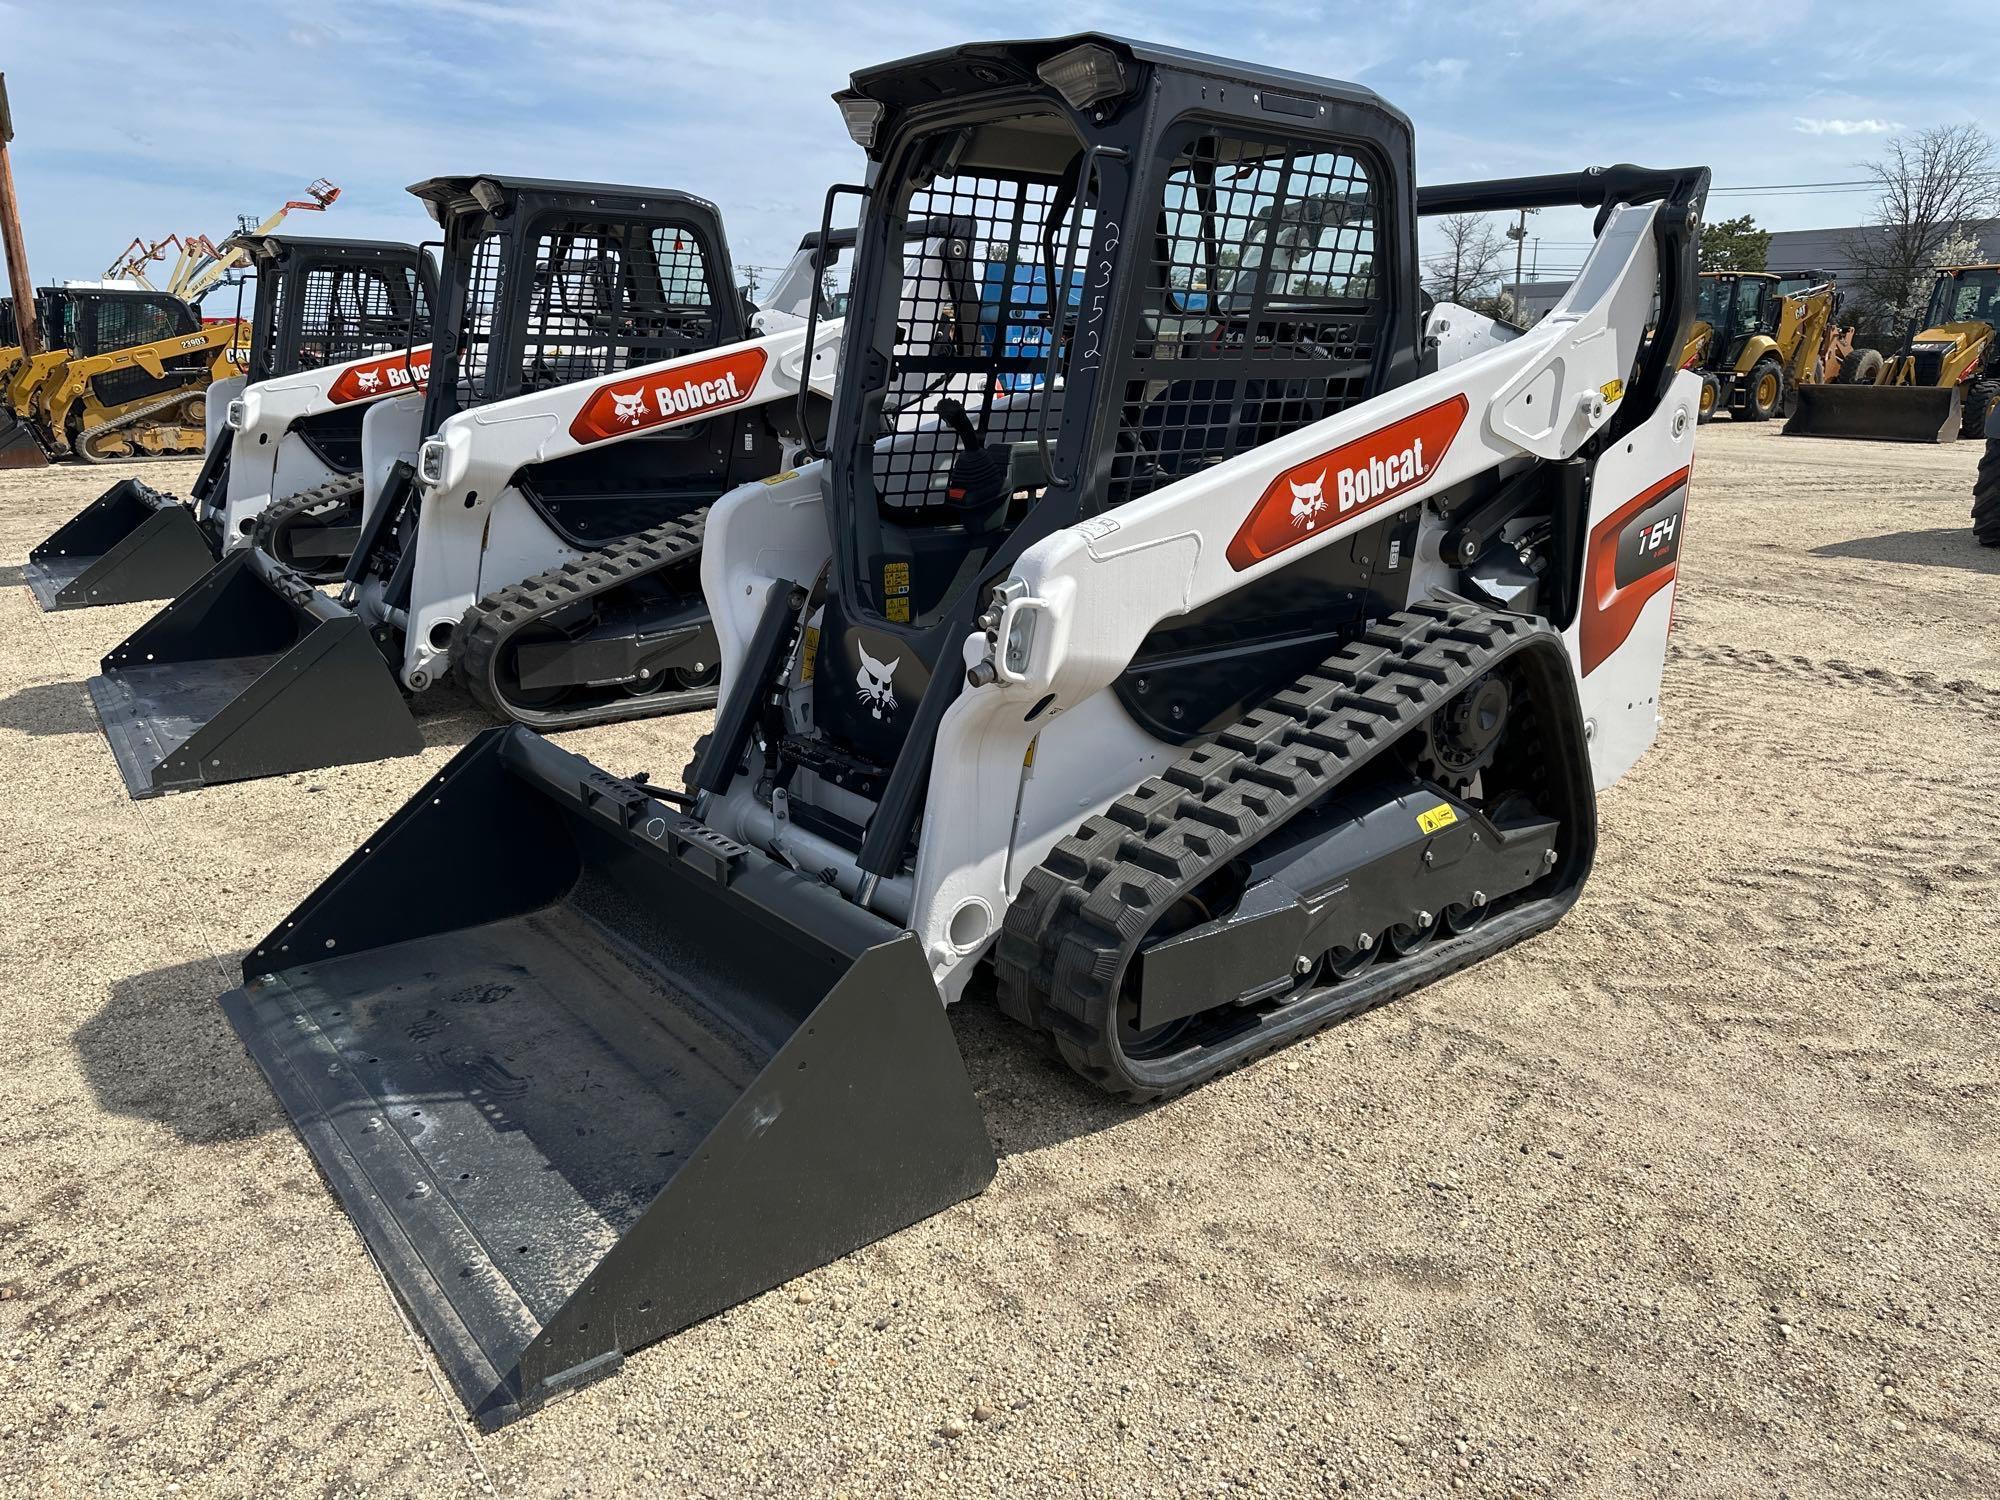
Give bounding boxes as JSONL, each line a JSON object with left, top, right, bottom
{"left": 1288, "top": 471, "right": 1327, "bottom": 530}
{"left": 611, "top": 390, "right": 647, "bottom": 426}
{"left": 354, "top": 370, "right": 381, "bottom": 394}
{"left": 854, "top": 644, "right": 900, "bottom": 721}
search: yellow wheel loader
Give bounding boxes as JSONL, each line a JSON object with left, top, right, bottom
{"left": 1787, "top": 263, "right": 2000, "bottom": 442}
{"left": 212, "top": 33, "right": 1710, "bottom": 1428}
{"left": 1681, "top": 270, "right": 1839, "bottom": 424}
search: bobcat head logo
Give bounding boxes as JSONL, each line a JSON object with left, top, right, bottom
{"left": 354, "top": 369, "right": 381, "bottom": 393}
{"left": 1288, "top": 471, "right": 1327, "bottom": 529}
{"left": 854, "top": 644, "right": 900, "bottom": 721}
{"left": 612, "top": 389, "right": 647, "bottom": 426}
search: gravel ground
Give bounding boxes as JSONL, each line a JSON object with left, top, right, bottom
{"left": 0, "top": 422, "right": 1995, "bottom": 1499}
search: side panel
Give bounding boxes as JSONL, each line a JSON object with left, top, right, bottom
{"left": 1563, "top": 369, "right": 1700, "bottom": 789}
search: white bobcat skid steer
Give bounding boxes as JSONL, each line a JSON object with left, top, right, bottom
{"left": 23, "top": 234, "right": 435, "bottom": 611}
{"left": 214, "top": 35, "right": 1708, "bottom": 1428}
{"left": 83, "top": 182, "right": 883, "bottom": 797}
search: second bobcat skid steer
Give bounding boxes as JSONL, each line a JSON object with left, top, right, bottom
{"left": 24, "top": 234, "right": 436, "bottom": 611}
{"left": 83, "top": 178, "right": 868, "bottom": 797}
{"left": 215, "top": 34, "right": 1709, "bottom": 1427}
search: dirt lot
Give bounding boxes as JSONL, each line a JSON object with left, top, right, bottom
{"left": 0, "top": 421, "right": 1995, "bottom": 1499}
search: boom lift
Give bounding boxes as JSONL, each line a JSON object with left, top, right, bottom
{"left": 213, "top": 35, "right": 1709, "bottom": 1427}
{"left": 26, "top": 233, "right": 436, "bottom": 611}
{"left": 81, "top": 177, "right": 854, "bottom": 796}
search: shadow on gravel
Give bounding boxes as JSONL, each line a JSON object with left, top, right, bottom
{"left": 1812, "top": 528, "right": 2000, "bottom": 575}
{"left": 950, "top": 983, "right": 1148, "bottom": 1159}
{"left": 74, "top": 954, "right": 284, "bottom": 1145}
{"left": 0, "top": 564, "right": 24, "bottom": 589}
{"left": 0, "top": 679, "right": 99, "bottom": 736}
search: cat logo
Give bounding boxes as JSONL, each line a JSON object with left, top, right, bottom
{"left": 611, "top": 389, "right": 647, "bottom": 426}
{"left": 354, "top": 370, "right": 381, "bottom": 394}
{"left": 854, "top": 644, "right": 900, "bottom": 721}
{"left": 1288, "top": 472, "right": 1327, "bottom": 529}
{"left": 569, "top": 346, "right": 769, "bottom": 444}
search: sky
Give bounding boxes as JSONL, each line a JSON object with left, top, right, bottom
{"left": 2, "top": 0, "right": 1994, "bottom": 299}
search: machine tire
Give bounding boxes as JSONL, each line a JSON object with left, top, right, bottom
{"left": 1842, "top": 348, "right": 1885, "bottom": 386}
{"left": 1974, "top": 432, "right": 2000, "bottom": 547}
{"left": 1697, "top": 373, "right": 1723, "bottom": 424}
{"left": 1742, "top": 357, "right": 1785, "bottom": 421}
{"left": 1962, "top": 378, "right": 1998, "bottom": 440}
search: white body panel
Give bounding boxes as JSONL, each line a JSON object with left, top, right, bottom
{"left": 206, "top": 345, "right": 433, "bottom": 547}
{"left": 384, "top": 321, "right": 842, "bottom": 690}
{"left": 702, "top": 201, "right": 1693, "bottom": 1002}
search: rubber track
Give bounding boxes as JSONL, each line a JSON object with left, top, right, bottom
{"left": 75, "top": 385, "right": 209, "bottom": 464}
{"left": 993, "top": 601, "right": 1563, "bottom": 1103}
{"left": 1975, "top": 427, "right": 2000, "bottom": 548}
{"left": 451, "top": 510, "right": 714, "bottom": 729}
{"left": 250, "top": 473, "right": 365, "bottom": 581}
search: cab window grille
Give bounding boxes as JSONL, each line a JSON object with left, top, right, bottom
{"left": 871, "top": 163, "right": 1092, "bottom": 512}
{"left": 294, "top": 265, "right": 431, "bottom": 369}
{"left": 87, "top": 298, "right": 187, "bottom": 358}
{"left": 1107, "top": 134, "right": 1382, "bottom": 510}
{"left": 451, "top": 235, "right": 506, "bottom": 406}
{"left": 511, "top": 222, "right": 718, "bottom": 399}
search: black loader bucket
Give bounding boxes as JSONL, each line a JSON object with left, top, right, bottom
{"left": 0, "top": 413, "right": 47, "bottom": 469}
{"left": 1784, "top": 383, "right": 1962, "bottom": 442}
{"left": 24, "top": 479, "right": 219, "bottom": 611}
{"left": 219, "top": 727, "right": 995, "bottom": 1428}
{"left": 87, "top": 547, "right": 421, "bottom": 798}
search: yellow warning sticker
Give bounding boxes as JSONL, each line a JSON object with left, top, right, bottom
{"left": 799, "top": 625, "right": 819, "bottom": 683}
{"left": 1417, "top": 803, "right": 1458, "bottom": 835}
{"left": 886, "top": 596, "right": 911, "bottom": 623}
{"left": 883, "top": 561, "right": 911, "bottom": 596}
{"left": 1599, "top": 378, "right": 1625, "bottom": 405}
{"left": 760, "top": 469, "right": 799, "bottom": 486}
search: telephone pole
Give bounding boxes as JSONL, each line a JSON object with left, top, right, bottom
{"left": 0, "top": 74, "right": 40, "bottom": 357}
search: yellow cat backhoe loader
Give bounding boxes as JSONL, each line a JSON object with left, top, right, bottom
{"left": 1787, "top": 263, "right": 2000, "bottom": 442}
{"left": 1681, "top": 270, "right": 1840, "bottom": 422}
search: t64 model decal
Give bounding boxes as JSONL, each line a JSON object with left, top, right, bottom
{"left": 1226, "top": 395, "right": 1469, "bottom": 571}
{"left": 568, "top": 346, "right": 769, "bottom": 445}
{"left": 326, "top": 346, "right": 433, "bottom": 405}
{"left": 1579, "top": 466, "right": 1690, "bottom": 676}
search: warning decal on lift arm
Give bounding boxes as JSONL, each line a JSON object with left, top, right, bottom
{"left": 1417, "top": 803, "right": 1458, "bottom": 835}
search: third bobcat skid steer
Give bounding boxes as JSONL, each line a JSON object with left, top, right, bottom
{"left": 1681, "top": 270, "right": 1839, "bottom": 423}
{"left": 24, "top": 232, "right": 437, "bottom": 611}
{"left": 82, "top": 176, "right": 877, "bottom": 797}
{"left": 1787, "top": 262, "right": 2000, "bottom": 442}
{"left": 213, "top": 34, "right": 1709, "bottom": 1428}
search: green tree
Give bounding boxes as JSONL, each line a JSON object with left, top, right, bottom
{"left": 1699, "top": 215, "right": 1771, "bottom": 272}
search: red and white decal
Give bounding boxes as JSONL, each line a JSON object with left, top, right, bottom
{"left": 1578, "top": 466, "right": 1690, "bottom": 676}
{"left": 1226, "top": 395, "right": 1469, "bottom": 571}
{"left": 568, "top": 346, "right": 769, "bottom": 445}
{"left": 327, "top": 346, "right": 433, "bottom": 405}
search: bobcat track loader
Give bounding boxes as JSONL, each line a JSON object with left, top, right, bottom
{"left": 24, "top": 234, "right": 436, "bottom": 612}
{"left": 214, "top": 35, "right": 1708, "bottom": 1428}
{"left": 1787, "top": 263, "right": 2000, "bottom": 442}
{"left": 83, "top": 177, "right": 863, "bottom": 797}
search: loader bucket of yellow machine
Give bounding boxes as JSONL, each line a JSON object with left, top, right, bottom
{"left": 85, "top": 547, "right": 421, "bottom": 798}
{"left": 1784, "top": 382, "right": 1963, "bottom": 442}
{"left": 0, "top": 413, "right": 47, "bottom": 469}
{"left": 24, "top": 478, "right": 218, "bottom": 611}
{"left": 218, "top": 726, "right": 995, "bottom": 1429}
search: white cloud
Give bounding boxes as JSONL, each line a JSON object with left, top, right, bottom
{"left": 1793, "top": 116, "right": 1902, "bottom": 136}
{"left": 1415, "top": 57, "right": 1470, "bottom": 86}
